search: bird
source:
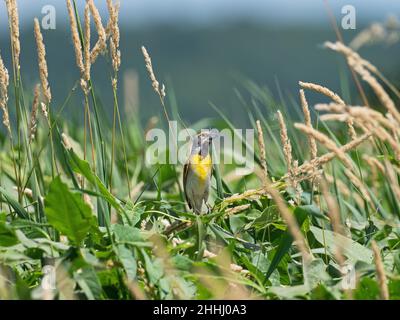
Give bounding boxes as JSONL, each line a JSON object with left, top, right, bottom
{"left": 183, "top": 130, "right": 217, "bottom": 214}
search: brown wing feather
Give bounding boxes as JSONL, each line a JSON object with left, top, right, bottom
{"left": 183, "top": 162, "right": 192, "bottom": 209}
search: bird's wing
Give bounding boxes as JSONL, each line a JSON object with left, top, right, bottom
{"left": 202, "top": 164, "right": 213, "bottom": 202}
{"left": 183, "top": 162, "right": 192, "bottom": 209}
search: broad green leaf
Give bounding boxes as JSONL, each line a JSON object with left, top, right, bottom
{"left": 310, "top": 226, "right": 373, "bottom": 264}
{"left": 172, "top": 254, "right": 193, "bottom": 271}
{"left": 112, "top": 224, "right": 143, "bottom": 243}
{"left": 44, "top": 177, "right": 96, "bottom": 245}
{"left": 303, "top": 258, "right": 329, "bottom": 290}
{"left": 74, "top": 267, "right": 102, "bottom": 300}
{"left": 250, "top": 251, "right": 280, "bottom": 286}
{"left": 143, "top": 251, "right": 164, "bottom": 284}
{"left": 115, "top": 244, "right": 137, "bottom": 280}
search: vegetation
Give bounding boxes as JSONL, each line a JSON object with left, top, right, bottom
{"left": 0, "top": 0, "right": 399, "bottom": 300}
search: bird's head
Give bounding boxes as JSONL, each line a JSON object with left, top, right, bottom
{"left": 190, "top": 129, "right": 219, "bottom": 158}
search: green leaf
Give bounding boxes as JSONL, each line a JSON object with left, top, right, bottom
{"left": 74, "top": 267, "right": 102, "bottom": 300}
{"left": 265, "top": 206, "right": 308, "bottom": 280}
{"left": 112, "top": 224, "right": 143, "bottom": 244}
{"left": 44, "top": 177, "right": 96, "bottom": 245}
{"left": 268, "top": 284, "right": 309, "bottom": 299}
{"left": 310, "top": 283, "right": 337, "bottom": 300}
{"left": 0, "top": 221, "right": 19, "bottom": 247}
{"left": 0, "top": 187, "right": 29, "bottom": 219}
{"left": 68, "top": 150, "right": 122, "bottom": 213}
{"left": 244, "top": 206, "right": 280, "bottom": 230}
{"left": 310, "top": 226, "right": 373, "bottom": 264}
{"left": 123, "top": 202, "right": 143, "bottom": 226}
{"left": 297, "top": 205, "right": 328, "bottom": 221}
{"left": 143, "top": 250, "right": 164, "bottom": 284}
{"left": 303, "top": 258, "right": 329, "bottom": 290}
{"left": 389, "top": 279, "right": 400, "bottom": 300}
{"left": 354, "top": 277, "right": 380, "bottom": 300}
{"left": 115, "top": 245, "right": 137, "bottom": 280}
{"left": 172, "top": 254, "right": 193, "bottom": 271}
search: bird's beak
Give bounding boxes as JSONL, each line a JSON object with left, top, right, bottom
{"left": 208, "top": 129, "right": 219, "bottom": 140}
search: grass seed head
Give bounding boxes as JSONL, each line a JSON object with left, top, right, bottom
{"left": 87, "top": 0, "right": 107, "bottom": 64}
{"left": 66, "top": 0, "right": 84, "bottom": 75}
{"left": 5, "top": 0, "right": 20, "bottom": 72}
{"left": 29, "top": 84, "right": 41, "bottom": 142}
{"left": 299, "top": 89, "right": 317, "bottom": 160}
{"left": 84, "top": 3, "right": 91, "bottom": 82}
{"left": 34, "top": 18, "right": 51, "bottom": 104}
{"left": 0, "top": 55, "right": 10, "bottom": 133}
{"left": 255, "top": 120, "right": 268, "bottom": 182}
{"left": 371, "top": 241, "right": 389, "bottom": 300}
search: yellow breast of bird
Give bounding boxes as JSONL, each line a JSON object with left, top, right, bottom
{"left": 190, "top": 154, "right": 212, "bottom": 184}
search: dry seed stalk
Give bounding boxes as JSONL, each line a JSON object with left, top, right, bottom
{"left": 299, "top": 81, "right": 357, "bottom": 139}
{"left": 299, "top": 81, "right": 345, "bottom": 105}
{"left": 41, "top": 102, "right": 49, "bottom": 122}
{"left": 255, "top": 120, "right": 268, "bottom": 184}
{"left": 371, "top": 241, "right": 389, "bottom": 300}
{"left": 352, "top": 61, "right": 400, "bottom": 124}
{"left": 316, "top": 104, "right": 399, "bottom": 137}
{"left": 365, "top": 123, "right": 400, "bottom": 157}
{"left": 107, "top": 0, "right": 121, "bottom": 75}
{"left": 29, "top": 84, "right": 40, "bottom": 142}
{"left": 363, "top": 155, "right": 385, "bottom": 173}
{"left": 66, "top": 0, "right": 84, "bottom": 75}
{"left": 299, "top": 89, "right": 318, "bottom": 160}
{"left": 141, "top": 46, "right": 165, "bottom": 100}
{"left": 320, "top": 113, "right": 349, "bottom": 122}
{"left": 350, "top": 107, "right": 398, "bottom": 134}
{"left": 324, "top": 41, "right": 378, "bottom": 73}
{"left": 34, "top": 18, "right": 51, "bottom": 104}
{"left": 87, "top": 0, "right": 107, "bottom": 64}
{"left": 0, "top": 55, "right": 11, "bottom": 133}
{"left": 294, "top": 123, "right": 353, "bottom": 169}
{"left": 315, "top": 102, "right": 346, "bottom": 113}
{"left": 347, "top": 117, "right": 357, "bottom": 140}
{"left": 325, "top": 41, "right": 400, "bottom": 124}
{"left": 84, "top": 3, "right": 91, "bottom": 82}
{"left": 277, "top": 111, "right": 293, "bottom": 174}
{"left": 225, "top": 204, "right": 251, "bottom": 216}
{"left": 222, "top": 188, "right": 269, "bottom": 205}
{"left": 5, "top": 0, "right": 20, "bottom": 72}
{"left": 285, "top": 132, "right": 372, "bottom": 179}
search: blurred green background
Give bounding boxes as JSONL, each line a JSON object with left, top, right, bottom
{"left": 0, "top": 0, "right": 399, "bottom": 126}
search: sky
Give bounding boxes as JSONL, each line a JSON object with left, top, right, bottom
{"left": 0, "top": 0, "right": 399, "bottom": 32}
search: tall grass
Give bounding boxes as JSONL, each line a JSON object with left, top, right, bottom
{"left": 0, "top": 1, "right": 399, "bottom": 300}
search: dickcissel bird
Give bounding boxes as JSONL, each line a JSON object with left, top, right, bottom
{"left": 183, "top": 131, "right": 216, "bottom": 214}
